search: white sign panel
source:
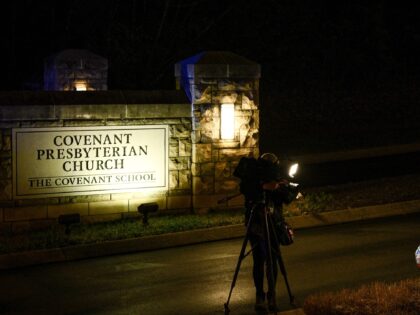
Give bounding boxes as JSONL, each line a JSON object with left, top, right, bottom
{"left": 13, "top": 126, "right": 168, "bottom": 198}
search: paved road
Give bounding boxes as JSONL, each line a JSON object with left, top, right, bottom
{"left": 1, "top": 213, "right": 419, "bottom": 315}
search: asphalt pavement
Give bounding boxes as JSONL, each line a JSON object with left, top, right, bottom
{"left": 0, "top": 212, "right": 419, "bottom": 315}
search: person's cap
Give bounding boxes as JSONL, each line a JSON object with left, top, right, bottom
{"left": 259, "top": 152, "right": 279, "bottom": 165}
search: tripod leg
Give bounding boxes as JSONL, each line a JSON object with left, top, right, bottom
{"left": 268, "top": 215, "right": 296, "bottom": 306}
{"left": 264, "top": 208, "right": 278, "bottom": 315}
{"left": 224, "top": 233, "right": 248, "bottom": 315}
{"left": 276, "top": 250, "right": 295, "bottom": 306}
{"left": 224, "top": 207, "right": 256, "bottom": 315}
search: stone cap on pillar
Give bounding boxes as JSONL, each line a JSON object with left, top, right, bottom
{"left": 175, "top": 51, "right": 260, "bottom": 101}
{"left": 175, "top": 51, "right": 260, "bottom": 79}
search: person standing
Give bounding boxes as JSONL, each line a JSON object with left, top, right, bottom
{"left": 235, "top": 153, "right": 293, "bottom": 312}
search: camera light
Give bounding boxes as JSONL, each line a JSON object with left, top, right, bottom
{"left": 288, "top": 163, "right": 298, "bottom": 178}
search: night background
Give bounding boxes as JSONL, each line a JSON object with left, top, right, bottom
{"left": 2, "top": 0, "right": 420, "bottom": 154}
{"left": 1, "top": 3, "right": 420, "bottom": 314}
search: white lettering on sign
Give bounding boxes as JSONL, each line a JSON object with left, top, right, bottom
{"left": 12, "top": 126, "right": 168, "bottom": 198}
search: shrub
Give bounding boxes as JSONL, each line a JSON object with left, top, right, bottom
{"left": 303, "top": 277, "right": 420, "bottom": 315}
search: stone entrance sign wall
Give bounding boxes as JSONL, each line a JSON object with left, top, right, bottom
{"left": 0, "top": 91, "right": 192, "bottom": 232}
{"left": 0, "top": 51, "right": 261, "bottom": 232}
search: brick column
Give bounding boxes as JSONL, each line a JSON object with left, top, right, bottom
{"left": 175, "top": 51, "right": 261, "bottom": 212}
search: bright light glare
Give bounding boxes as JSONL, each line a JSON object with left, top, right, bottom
{"left": 288, "top": 163, "right": 298, "bottom": 178}
{"left": 74, "top": 82, "right": 87, "bottom": 91}
{"left": 221, "top": 103, "right": 234, "bottom": 140}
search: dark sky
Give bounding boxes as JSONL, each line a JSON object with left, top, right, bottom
{"left": 2, "top": 0, "right": 420, "bottom": 91}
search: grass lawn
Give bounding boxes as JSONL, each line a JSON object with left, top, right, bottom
{"left": 0, "top": 209, "right": 245, "bottom": 255}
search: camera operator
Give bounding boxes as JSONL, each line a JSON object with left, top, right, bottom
{"left": 234, "top": 153, "right": 297, "bottom": 312}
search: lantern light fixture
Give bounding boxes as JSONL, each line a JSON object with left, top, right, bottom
{"left": 221, "top": 103, "right": 235, "bottom": 140}
{"left": 74, "top": 81, "right": 87, "bottom": 91}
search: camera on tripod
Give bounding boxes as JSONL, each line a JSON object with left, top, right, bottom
{"left": 233, "top": 155, "right": 300, "bottom": 202}
{"left": 224, "top": 154, "right": 299, "bottom": 314}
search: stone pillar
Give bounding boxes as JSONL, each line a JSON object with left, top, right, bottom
{"left": 175, "top": 51, "right": 260, "bottom": 212}
{"left": 44, "top": 49, "right": 108, "bottom": 91}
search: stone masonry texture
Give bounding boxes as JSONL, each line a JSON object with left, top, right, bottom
{"left": 175, "top": 51, "right": 261, "bottom": 213}
{"left": 0, "top": 91, "right": 192, "bottom": 232}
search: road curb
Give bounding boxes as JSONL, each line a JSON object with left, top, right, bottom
{"left": 1, "top": 199, "right": 419, "bottom": 270}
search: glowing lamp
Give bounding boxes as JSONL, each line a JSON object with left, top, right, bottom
{"left": 74, "top": 81, "right": 87, "bottom": 91}
{"left": 288, "top": 163, "right": 299, "bottom": 178}
{"left": 221, "top": 103, "right": 235, "bottom": 140}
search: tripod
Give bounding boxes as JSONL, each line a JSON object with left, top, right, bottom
{"left": 224, "top": 196, "right": 295, "bottom": 315}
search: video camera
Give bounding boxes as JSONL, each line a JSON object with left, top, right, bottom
{"left": 233, "top": 155, "right": 300, "bottom": 203}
